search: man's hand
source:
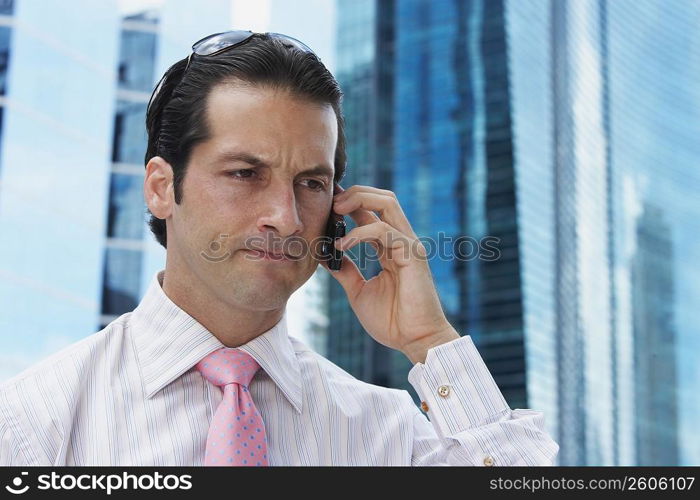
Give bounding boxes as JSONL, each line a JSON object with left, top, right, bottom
{"left": 320, "top": 185, "right": 460, "bottom": 364}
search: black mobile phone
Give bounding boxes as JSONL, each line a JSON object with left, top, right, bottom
{"left": 323, "top": 210, "right": 346, "bottom": 271}
{"left": 321, "top": 184, "right": 346, "bottom": 271}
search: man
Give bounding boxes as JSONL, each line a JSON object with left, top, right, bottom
{"left": 0, "top": 31, "right": 558, "bottom": 466}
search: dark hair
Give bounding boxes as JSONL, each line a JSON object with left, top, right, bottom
{"left": 144, "top": 33, "right": 346, "bottom": 248}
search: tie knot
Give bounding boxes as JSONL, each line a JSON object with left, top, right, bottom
{"left": 195, "top": 347, "right": 261, "bottom": 388}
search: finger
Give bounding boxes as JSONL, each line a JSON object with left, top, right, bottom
{"left": 333, "top": 191, "right": 416, "bottom": 238}
{"left": 344, "top": 210, "right": 381, "bottom": 253}
{"left": 334, "top": 184, "right": 396, "bottom": 201}
{"left": 332, "top": 184, "right": 382, "bottom": 228}
{"left": 346, "top": 207, "right": 380, "bottom": 227}
{"left": 336, "top": 221, "right": 413, "bottom": 266}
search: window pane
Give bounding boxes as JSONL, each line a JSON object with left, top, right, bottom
{"left": 112, "top": 100, "right": 147, "bottom": 164}
{"left": 118, "top": 29, "right": 157, "bottom": 92}
{"left": 0, "top": 0, "right": 14, "bottom": 16}
{"left": 0, "top": 26, "right": 12, "bottom": 95}
{"left": 101, "top": 248, "right": 142, "bottom": 315}
{"left": 106, "top": 173, "right": 146, "bottom": 240}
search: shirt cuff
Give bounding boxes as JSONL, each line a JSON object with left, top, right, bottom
{"left": 407, "top": 335, "right": 511, "bottom": 441}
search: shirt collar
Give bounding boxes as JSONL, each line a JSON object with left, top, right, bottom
{"left": 130, "top": 270, "right": 303, "bottom": 414}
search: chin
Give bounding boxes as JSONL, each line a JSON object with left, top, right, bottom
{"left": 226, "top": 280, "right": 291, "bottom": 310}
{"left": 242, "top": 293, "right": 289, "bottom": 311}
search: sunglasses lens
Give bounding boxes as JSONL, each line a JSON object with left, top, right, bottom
{"left": 268, "top": 32, "right": 314, "bottom": 54}
{"left": 192, "top": 30, "right": 254, "bottom": 56}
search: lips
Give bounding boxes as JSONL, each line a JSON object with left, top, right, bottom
{"left": 245, "top": 249, "right": 296, "bottom": 260}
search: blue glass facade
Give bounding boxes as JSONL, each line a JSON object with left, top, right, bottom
{"left": 504, "top": 0, "right": 560, "bottom": 462}
{"left": 395, "top": 0, "right": 528, "bottom": 408}
{"left": 0, "top": 25, "right": 10, "bottom": 95}
{"left": 0, "top": 0, "right": 120, "bottom": 380}
{"left": 118, "top": 25, "right": 158, "bottom": 93}
{"left": 99, "top": 11, "right": 158, "bottom": 329}
{"left": 331, "top": 0, "right": 408, "bottom": 391}
{"left": 0, "top": 0, "right": 13, "bottom": 16}
{"left": 332, "top": 0, "right": 528, "bottom": 406}
{"left": 507, "top": 0, "right": 698, "bottom": 465}
{"left": 605, "top": 0, "right": 699, "bottom": 466}
{"left": 333, "top": 0, "right": 698, "bottom": 465}
{"left": 112, "top": 100, "right": 149, "bottom": 164}
{"left": 106, "top": 171, "right": 146, "bottom": 240}
{"left": 0, "top": 3, "right": 14, "bottom": 174}
{"left": 631, "top": 202, "right": 678, "bottom": 465}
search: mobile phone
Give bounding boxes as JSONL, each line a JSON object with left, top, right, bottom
{"left": 321, "top": 184, "right": 346, "bottom": 271}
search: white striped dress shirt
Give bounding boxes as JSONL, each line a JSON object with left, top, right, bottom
{"left": 0, "top": 270, "right": 559, "bottom": 466}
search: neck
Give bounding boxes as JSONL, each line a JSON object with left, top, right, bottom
{"left": 160, "top": 253, "right": 284, "bottom": 348}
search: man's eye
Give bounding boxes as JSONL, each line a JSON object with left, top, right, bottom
{"left": 226, "top": 171, "right": 324, "bottom": 191}
{"left": 301, "top": 179, "right": 326, "bottom": 191}
{"left": 228, "top": 169, "right": 256, "bottom": 179}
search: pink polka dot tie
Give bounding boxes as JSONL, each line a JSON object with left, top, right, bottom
{"left": 196, "top": 348, "right": 269, "bottom": 466}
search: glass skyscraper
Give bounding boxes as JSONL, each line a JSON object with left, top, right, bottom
{"left": 509, "top": 0, "right": 618, "bottom": 466}
{"left": 332, "top": 0, "right": 528, "bottom": 407}
{"left": 0, "top": 0, "right": 120, "bottom": 380}
{"left": 507, "top": 0, "right": 698, "bottom": 466}
{"left": 604, "top": 0, "right": 698, "bottom": 466}
{"left": 0, "top": 0, "right": 15, "bottom": 163}
{"left": 331, "top": 0, "right": 407, "bottom": 391}
{"left": 100, "top": 11, "right": 159, "bottom": 329}
{"left": 631, "top": 201, "right": 678, "bottom": 466}
{"left": 333, "top": 0, "right": 699, "bottom": 465}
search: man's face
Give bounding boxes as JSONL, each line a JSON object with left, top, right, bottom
{"left": 165, "top": 83, "right": 337, "bottom": 311}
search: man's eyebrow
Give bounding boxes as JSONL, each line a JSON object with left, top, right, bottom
{"left": 216, "top": 151, "right": 334, "bottom": 179}
{"left": 216, "top": 151, "right": 270, "bottom": 168}
{"left": 298, "top": 164, "right": 334, "bottom": 179}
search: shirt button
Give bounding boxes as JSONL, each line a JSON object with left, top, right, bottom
{"left": 483, "top": 455, "right": 495, "bottom": 466}
{"left": 437, "top": 385, "right": 450, "bottom": 397}
{"left": 420, "top": 401, "right": 429, "bottom": 412}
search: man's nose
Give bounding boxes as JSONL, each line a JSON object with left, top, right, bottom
{"left": 256, "top": 183, "right": 304, "bottom": 238}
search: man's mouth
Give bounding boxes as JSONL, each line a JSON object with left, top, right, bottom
{"left": 244, "top": 249, "right": 297, "bottom": 262}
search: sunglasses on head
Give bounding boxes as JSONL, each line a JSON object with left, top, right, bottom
{"left": 148, "top": 30, "right": 315, "bottom": 116}
{"left": 186, "top": 30, "right": 314, "bottom": 70}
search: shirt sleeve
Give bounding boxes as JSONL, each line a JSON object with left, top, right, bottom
{"left": 407, "top": 335, "right": 559, "bottom": 466}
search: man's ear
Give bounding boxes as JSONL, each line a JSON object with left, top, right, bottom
{"left": 144, "top": 156, "right": 175, "bottom": 219}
